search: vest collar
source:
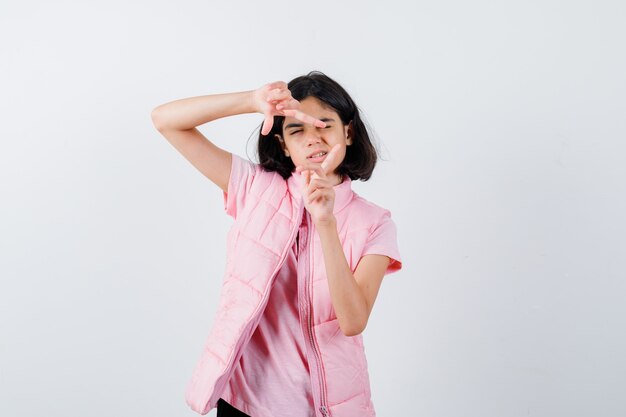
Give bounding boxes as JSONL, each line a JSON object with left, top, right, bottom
{"left": 287, "top": 172, "right": 354, "bottom": 215}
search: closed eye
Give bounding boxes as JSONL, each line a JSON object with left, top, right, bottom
{"left": 289, "top": 125, "right": 331, "bottom": 135}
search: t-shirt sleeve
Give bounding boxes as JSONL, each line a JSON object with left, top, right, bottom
{"left": 223, "top": 153, "right": 258, "bottom": 219}
{"left": 361, "top": 211, "right": 403, "bottom": 275}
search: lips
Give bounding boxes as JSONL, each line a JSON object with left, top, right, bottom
{"left": 307, "top": 151, "right": 328, "bottom": 159}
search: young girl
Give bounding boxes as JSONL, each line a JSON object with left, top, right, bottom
{"left": 151, "top": 71, "right": 402, "bottom": 417}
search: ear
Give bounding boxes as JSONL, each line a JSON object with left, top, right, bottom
{"left": 345, "top": 121, "right": 354, "bottom": 146}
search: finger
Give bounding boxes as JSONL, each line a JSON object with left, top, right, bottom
{"left": 312, "top": 118, "right": 326, "bottom": 128}
{"left": 299, "top": 167, "right": 311, "bottom": 188}
{"left": 320, "top": 144, "right": 342, "bottom": 174}
{"left": 277, "top": 98, "right": 300, "bottom": 111}
{"left": 306, "top": 176, "right": 328, "bottom": 190}
{"left": 266, "top": 88, "right": 290, "bottom": 103}
{"left": 261, "top": 114, "right": 274, "bottom": 135}
{"left": 296, "top": 167, "right": 307, "bottom": 190}
{"left": 265, "top": 81, "right": 288, "bottom": 90}
{"left": 296, "top": 164, "right": 325, "bottom": 179}
{"left": 307, "top": 188, "right": 328, "bottom": 204}
{"left": 282, "top": 109, "right": 326, "bottom": 129}
{"left": 307, "top": 177, "right": 330, "bottom": 194}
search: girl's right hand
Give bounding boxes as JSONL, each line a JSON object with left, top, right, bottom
{"left": 253, "top": 81, "right": 326, "bottom": 135}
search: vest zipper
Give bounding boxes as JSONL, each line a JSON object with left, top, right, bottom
{"left": 302, "top": 211, "right": 330, "bottom": 417}
{"left": 208, "top": 205, "right": 304, "bottom": 410}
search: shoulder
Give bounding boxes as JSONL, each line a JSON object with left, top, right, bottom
{"left": 340, "top": 190, "right": 402, "bottom": 273}
{"left": 225, "top": 154, "right": 288, "bottom": 219}
{"left": 231, "top": 153, "right": 286, "bottom": 188}
{"left": 230, "top": 153, "right": 262, "bottom": 177}
{"left": 345, "top": 191, "right": 394, "bottom": 225}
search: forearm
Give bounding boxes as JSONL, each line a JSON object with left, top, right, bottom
{"left": 151, "top": 90, "right": 257, "bottom": 131}
{"left": 316, "top": 218, "right": 368, "bottom": 336}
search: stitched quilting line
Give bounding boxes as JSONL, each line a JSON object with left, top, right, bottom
{"left": 227, "top": 274, "right": 264, "bottom": 298}
{"left": 328, "top": 389, "right": 366, "bottom": 407}
{"left": 248, "top": 173, "right": 290, "bottom": 214}
{"left": 234, "top": 221, "right": 295, "bottom": 258}
{"left": 257, "top": 201, "right": 293, "bottom": 248}
{"left": 314, "top": 316, "right": 339, "bottom": 328}
{"left": 203, "top": 346, "right": 227, "bottom": 366}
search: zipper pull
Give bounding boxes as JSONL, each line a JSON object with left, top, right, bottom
{"left": 320, "top": 405, "right": 329, "bottom": 417}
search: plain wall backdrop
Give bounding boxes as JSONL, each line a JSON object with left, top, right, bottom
{"left": 1, "top": 1, "right": 625, "bottom": 416}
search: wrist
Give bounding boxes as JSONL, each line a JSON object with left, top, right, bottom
{"left": 315, "top": 215, "right": 337, "bottom": 231}
{"left": 246, "top": 90, "right": 261, "bottom": 114}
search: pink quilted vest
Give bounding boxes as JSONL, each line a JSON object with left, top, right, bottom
{"left": 185, "top": 155, "right": 402, "bottom": 417}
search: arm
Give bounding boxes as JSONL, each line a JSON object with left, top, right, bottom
{"left": 295, "top": 147, "right": 391, "bottom": 336}
{"left": 317, "top": 219, "right": 390, "bottom": 337}
{"left": 151, "top": 91, "right": 257, "bottom": 193}
{"left": 150, "top": 82, "right": 325, "bottom": 193}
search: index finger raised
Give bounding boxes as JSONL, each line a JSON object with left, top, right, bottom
{"left": 320, "top": 144, "right": 342, "bottom": 174}
{"left": 281, "top": 109, "right": 327, "bottom": 129}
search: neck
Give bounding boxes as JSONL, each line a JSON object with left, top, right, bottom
{"left": 329, "top": 173, "right": 343, "bottom": 186}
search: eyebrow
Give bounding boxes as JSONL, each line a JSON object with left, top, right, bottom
{"left": 284, "top": 117, "right": 335, "bottom": 130}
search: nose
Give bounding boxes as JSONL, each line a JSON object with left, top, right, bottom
{"left": 303, "top": 129, "right": 322, "bottom": 146}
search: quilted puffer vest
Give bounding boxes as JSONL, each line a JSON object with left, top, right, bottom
{"left": 185, "top": 155, "right": 401, "bottom": 417}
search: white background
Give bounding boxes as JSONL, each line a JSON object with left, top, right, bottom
{"left": 1, "top": 1, "right": 625, "bottom": 416}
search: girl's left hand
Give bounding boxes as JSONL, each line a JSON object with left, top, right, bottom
{"left": 296, "top": 144, "right": 342, "bottom": 227}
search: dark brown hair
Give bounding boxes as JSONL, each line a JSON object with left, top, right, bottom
{"left": 257, "top": 71, "right": 378, "bottom": 181}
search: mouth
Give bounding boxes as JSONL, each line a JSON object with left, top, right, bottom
{"left": 307, "top": 151, "right": 327, "bottom": 159}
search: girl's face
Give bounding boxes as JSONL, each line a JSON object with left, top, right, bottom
{"left": 279, "top": 96, "right": 352, "bottom": 186}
